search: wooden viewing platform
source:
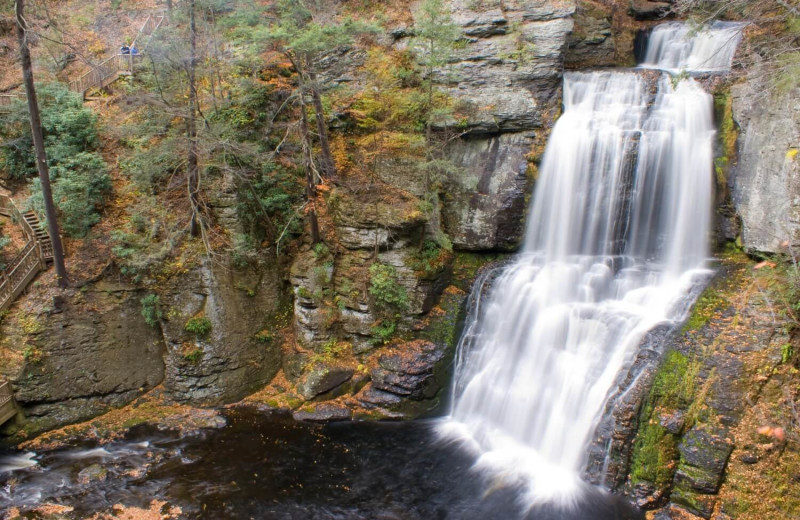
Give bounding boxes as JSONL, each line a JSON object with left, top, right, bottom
{"left": 68, "top": 12, "right": 167, "bottom": 98}
{"left": 0, "top": 381, "right": 16, "bottom": 426}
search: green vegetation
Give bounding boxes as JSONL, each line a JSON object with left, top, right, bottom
{"left": 369, "top": 262, "right": 409, "bottom": 344}
{"left": 183, "top": 347, "right": 204, "bottom": 364}
{"left": 630, "top": 350, "right": 702, "bottom": 486}
{"left": 184, "top": 315, "right": 212, "bottom": 337}
{"left": 140, "top": 294, "right": 162, "bottom": 328}
{"left": 255, "top": 330, "right": 274, "bottom": 343}
{"left": 0, "top": 83, "right": 111, "bottom": 237}
{"left": 22, "top": 345, "right": 43, "bottom": 364}
{"left": 369, "top": 263, "right": 409, "bottom": 313}
{"left": 630, "top": 418, "right": 679, "bottom": 487}
{"left": 682, "top": 286, "right": 728, "bottom": 332}
{"left": 410, "top": 239, "right": 453, "bottom": 279}
{"left": 713, "top": 92, "right": 738, "bottom": 191}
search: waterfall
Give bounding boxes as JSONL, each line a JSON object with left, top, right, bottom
{"left": 640, "top": 21, "right": 746, "bottom": 73}
{"left": 441, "top": 22, "right": 742, "bottom": 506}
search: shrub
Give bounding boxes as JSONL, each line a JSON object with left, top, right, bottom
{"left": 28, "top": 152, "right": 112, "bottom": 237}
{"left": 369, "top": 263, "right": 409, "bottom": 313}
{"left": 369, "top": 263, "right": 410, "bottom": 344}
{"left": 140, "top": 294, "right": 162, "bottom": 327}
{"left": 184, "top": 315, "right": 212, "bottom": 336}
{"left": 183, "top": 347, "right": 203, "bottom": 363}
{"left": 0, "top": 83, "right": 101, "bottom": 181}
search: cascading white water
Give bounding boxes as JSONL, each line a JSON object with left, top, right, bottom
{"left": 441, "top": 22, "right": 742, "bottom": 507}
{"left": 640, "top": 21, "right": 746, "bottom": 73}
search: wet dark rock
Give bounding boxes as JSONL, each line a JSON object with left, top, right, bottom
{"left": 737, "top": 453, "right": 758, "bottom": 464}
{"left": 77, "top": 464, "right": 108, "bottom": 484}
{"left": 633, "top": 481, "right": 667, "bottom": 509}
{"left": 658, "top": 409, "right": 686, "bottom": 435}
{"left": 356, "top": 385, "right": 404, "bottom": 409}
{"left": 674, "top": 426, "right": 733, "bottom": 494}
{"left": 297, "top": 364, "right": 355, "bottom": 400}
{"left": 670, "top": 487, "right": 718, "bottom": 519}
{"left": 585, "top": 323, "right": 675, "bottom": 490}
{"left": 371, "top": 341, "right": 445, "bottom": 400}
{"left": 293, "top": 403, "right": 353, "bottom": 422}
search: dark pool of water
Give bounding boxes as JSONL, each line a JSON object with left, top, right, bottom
{"left": 1, "top": 408, "right": 643, "bottom": 519}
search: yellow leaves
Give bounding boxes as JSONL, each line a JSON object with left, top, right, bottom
{"left": 787, "top": 148, "right": 798, "bottom": 161}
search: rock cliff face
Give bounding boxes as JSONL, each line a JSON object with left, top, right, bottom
{"left": 285, "top": 0, "right": 575, "bottom": 416}
{"left": 1, "top": 281, "right": 165, "bottom": 434}
{"left": 439, "top": 0, "right": 575, "bottom": 250}
{"left": 730, "top": 75, "right": 800, "bottom": 253}
{"left": 0, "top": 258, "right": 285, "bottom": 438}
{"left": 158, "top": 260, "right": 285, "bottom": 405}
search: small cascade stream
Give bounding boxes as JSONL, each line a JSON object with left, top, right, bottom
{"left": 441, "top": 23, "right": 744, "bottom": 506}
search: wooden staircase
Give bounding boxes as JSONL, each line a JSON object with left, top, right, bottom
{"left": 0, "top": 195, "right": 51, "bottom": 314}
{"left": 22, "top": 210, "right": 54, "bottom": 263}
{"left": 0, "top": 381, "right": 16, "bottom": 427}
{"left": 68, "top": 12, "right": 167, "bottom": 99}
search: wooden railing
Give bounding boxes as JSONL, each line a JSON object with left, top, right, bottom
{"left": 68, "top": 53, "right": 135, "bottom": 97}
{"left": 0, "top": 381, "right": 16, "bottom": 426}
{"left": 67, "top": 12, "right": 166, "bottom": 98}
{"left": 0, "top": 195, "right": 49, "bottom": 313}
{"left": 133, "top": 13, "right": 167, "bottom": 52}
{"left": 0, "top": 93, "right": 23, "bottom": 112}
{"left": 0, "top": 195, "right": 35, "bottom": 243}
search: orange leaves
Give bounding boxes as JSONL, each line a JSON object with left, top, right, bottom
{"left": 753, "top": 260, "right": 777, "bottom": 270}
{"left": 756, "top": 425, "right": 786, "bottom": 442}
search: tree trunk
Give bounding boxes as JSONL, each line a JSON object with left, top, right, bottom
{"left": 300, "top": 90, "right": 320, "bottom": 244}
{"left": 187, "top": 0, "right": 200, "bottom": 237}
{"left": 309, "top": 73, "right": 336, "bottom": 180}
{"left": 15, "top": 0, "right": 68, "bottom": 288}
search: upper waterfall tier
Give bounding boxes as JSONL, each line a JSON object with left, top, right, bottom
{"left": 524, "top": 71, "right": 715, "bottom": 276}
{"left": 640, "top": 21, "right": 746, "bottom": 73}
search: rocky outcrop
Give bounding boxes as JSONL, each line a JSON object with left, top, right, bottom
{"left": 442, "top": 133, "right": 531, "bottom": 250}
{"left": 384, "top": 0, "right": 574, "bottom": 252}
{"left": 1, "top": 281, "right": 165, "bottom": 434}
{"left": 629, "top": 0, "right": 673, "bottom": 20}
{"left": 369, "top": 339, "right": 445, "bottom": 399}
{"left": 565, "top": 0, "right": 616, "bottom": 69}
{"left": 440, "top": 2, "right": 572, "bottom": 250}
{"left": 616, "top": 256, "right": 790, "bottom": 518}
{"left": 159, "top": 260, "right": 284, "bottom": 405}
{"left": 730, "top": 75, "right": 800, "bottom": 253}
